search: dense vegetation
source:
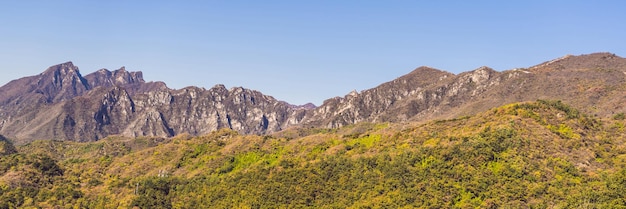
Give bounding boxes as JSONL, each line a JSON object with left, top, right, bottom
{"left": 1, "top": 100, "right": 626, "bottom": 208}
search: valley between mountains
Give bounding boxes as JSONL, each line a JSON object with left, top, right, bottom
{"left": 1, "top": 52, "right": 626, "bottom": 208}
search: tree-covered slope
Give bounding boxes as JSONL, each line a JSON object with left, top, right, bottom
{"left": 1, "top": 100, "right": 626, "bottom": 208}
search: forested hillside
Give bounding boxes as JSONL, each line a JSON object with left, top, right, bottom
{"left": 1, "top": 100, "right": 626, "bottom": 208}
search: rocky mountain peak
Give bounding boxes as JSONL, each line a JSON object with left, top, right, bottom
{"left": 2, "top": 52, "right": 626, "bottom": 144}
{"left": 0, "top": 62, "right": 78, "bottom": 105}
{"left": 404, "top": 66, "right": 451, "bottom": 78}
{"left": 300, "top": 66, "right": 458, "bottom": 128}
{"left": 410, "top": 66, "right": 444, "bottom": 72}
{"left": 347, "top": 89, "right": 359, "bottom": 97}
{"left": 462, "top": 66, "right": 497, "bottom": 83}
{"left": 84, "top": 67, "right": 145, "bottom": 88}
{"left": 531, "top": 52, "right": 626, "bottom": 72}
{"left": 395, "top": 66, "right": 454, "bottom": 85}
{"left": 41, "top": 61, "right": 78, "bottom": 74}
{"left": 211, "top": 84, "right": 227, "bottom": 91}
{"left": 228, "top": 86, "right": 246, "bottom": 93}
{"left": 475, "top": 66, "right": 495, "bottom": 72}
{"left": 291, "top": 103, "right": 317, "bottom": 110}
{"left": 40, "top": 62, "right": 81, "bottom": 84}
{"left": 114, "top": 67, "right": 144, "bottom": 84}
{"left": 36, "top": 61, "right": 90, "bottom": 103}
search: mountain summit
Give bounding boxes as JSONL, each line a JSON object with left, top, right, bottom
{"left": 296, "top": 53, "right": 626, "bottom": 128}
{"left": 1, "top": 52, "right": 625, "bottom": 144}
{"left": 84, "top": 67, "right": 144, "bottom": 88}
{"left": 0, "top": 62, "right": 87, "bottom": 106}
{"left": 0, "top": 63, "right": 306, "bottom": 144}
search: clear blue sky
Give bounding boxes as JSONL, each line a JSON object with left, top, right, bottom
{"left": 1, "top": 1, "right": 625, "bottom": 105}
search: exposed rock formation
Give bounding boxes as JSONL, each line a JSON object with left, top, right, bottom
{"left": 1, "top": 52, "right": 626, "bottom": 144}
{"left": 0, "top": 63, "right": 307, "bottom": 144}
{"left": 299, "top": 53, "right": 626, "bottom": 128}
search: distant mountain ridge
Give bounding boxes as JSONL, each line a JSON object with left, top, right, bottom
{"left": 300, "top": 52, "right": 626, "bottom": 128}
{"left": 0, "top": 62, "right": 306, "bottom": 144}
{"left": 1, "top": 52, "right": 625, "bottom": 144}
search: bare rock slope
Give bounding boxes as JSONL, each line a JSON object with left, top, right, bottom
{"left": 300, "top": 52, "right": 626, "bottom": 128}
{"left": 1, "top": 52, "right": 626, "bottom": 144}
{"left": 0, "top": 62, "right": 306, "bottom": 144}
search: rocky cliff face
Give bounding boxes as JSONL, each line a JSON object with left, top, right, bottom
{"left": 299, "top": 53, "right": 626, "bottom": 128}
{"left": 300, "top": 66, "right": 455, "bottom": 128}
{"left": 0, "top": 64, "right": 306, "bottom": 143}
{"left": 84, "top": 67, "right": 144, "bottom": 87}
{"left": 0, "top": 62, "right": 85, "bottom": 109}
{"left": 1, "top": 52, "right": 626, "bottom": 144}
{"left": 297, "top": 66, "right": 501, "bottom": 128}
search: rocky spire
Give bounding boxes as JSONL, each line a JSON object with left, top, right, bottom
{"left": 84, "top": 67, "right": 145, "bottom": 88}
{"left": 37, "top": 61, "right": 91, "bottom": 102}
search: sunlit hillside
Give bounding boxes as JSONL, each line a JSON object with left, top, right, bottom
{"left": 1, "top": 100, "right": 626, "bottom": 208}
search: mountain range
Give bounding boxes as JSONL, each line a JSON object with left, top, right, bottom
{"left": 1, "top": 52, "right": 625, "bottom": 144}
{"left": 2, "top": 53, "right": 626, "bottom": 208}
